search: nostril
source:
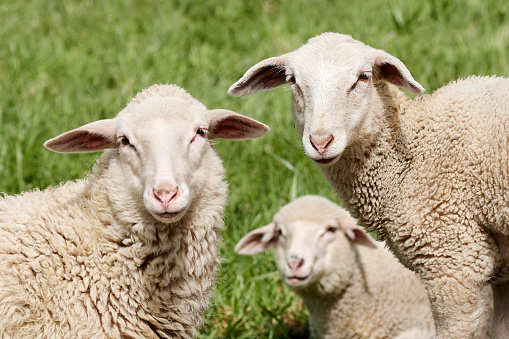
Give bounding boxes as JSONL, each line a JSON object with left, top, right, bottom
{"left": 325, "top": 135, "right": 333, "bottom": 148}
{"left": 297, "top": 257, "right": 304, "bottom": 268}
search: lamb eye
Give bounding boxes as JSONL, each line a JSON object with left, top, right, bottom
{"left": 286, "top": 75, "right": 296, "bottom": 84}
{"left": 277, "top": 228, "right": 283, "bottom": 236}
{"left": 120, "top": 136, "right": 135, "bottom": 149}
{"left": 358, "top": 72, "right": 371, "bottom": 81}
{"left": 196, "top": 128, "right": 206, "bottom": 136}
{"left": 326, "top": 226, "right": 338, "bottom": 233}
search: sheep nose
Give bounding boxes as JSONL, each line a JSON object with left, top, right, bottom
{"left": 310, "top": 134, "right": 334, "bottom": 154}
{"left": 153, "top": 186, "right": 179, "bottom": 206}
{"left": 288, "top": 257, "right": 304, "bottom": 271}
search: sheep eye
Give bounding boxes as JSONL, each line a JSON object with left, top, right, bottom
{"left": 326, "top": 226, "right": 338, "bottom": 233}
{"left": 286, "top": 75, "right": 296, "bottom": 84}
{"left": 277, "top": 228, "right": 283, "bottom": 236}
{"left": 192, "top": 128, "right": 208, "bottom": 143}
{"left": 119, "top": 136, "right": 135, "bottom": 149}
{"left": 358, "top": 72, "right": 371, "bottom": 81}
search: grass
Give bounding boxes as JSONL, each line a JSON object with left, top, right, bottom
{"left": 0, "top": 0, "right": 508, "bottom": 337}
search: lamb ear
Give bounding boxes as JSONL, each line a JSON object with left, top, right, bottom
{"left": 228, "top": 56, "right": 288, "bottom": 97}
{"left": 344, "top": 224, "right": 377, "bottom": 249}
{"left": 373, "top": 50, "right": 425, "bottom": 95}
{"left": 44, "top": 118, "right": 118, "bottom": 153}
{"left": 208, "top": 109, "right": 270, "bottom": 140}
{"left": 234, "top": 223, "right": 278, "bottom": 255}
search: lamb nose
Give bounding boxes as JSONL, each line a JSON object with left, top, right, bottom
{"left": 288, "top": 258, "right": 304, "bottom": 270}
{"left": 310, "top": 134, "right": 334, "bottom": 154}
{"left": 153, "top": 186, "right": 179, "bottom": 205}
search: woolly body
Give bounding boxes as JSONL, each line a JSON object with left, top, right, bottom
{"left": 0, "top": 84, "right": 268, "bottom": 338}
{"left": 228, "top": 33, "right": 503, "bottom": 338}
{"left": 236, "top": 195, "right": 436, "bottom": 339}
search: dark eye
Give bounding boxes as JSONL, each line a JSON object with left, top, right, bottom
{"left": 358, "top": 72, "right": 371, "bottom": 81}
{"left": 197, "top": 128, "right": 206, "bottom": 136}
{"left": 326, "top": 226, "right": 338, "bottom": 233}
{"left": 286, "top": 75, "right": 296, "bottom": 84}
{"left": 277, "top": 228, "right": 283, "bottom": 236}
{"left": 120, "top": 136, "right": 135, "bottom": 149}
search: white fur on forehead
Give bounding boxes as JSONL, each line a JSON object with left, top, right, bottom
{"left": 127, "top": 84, "right": 206, "bottom": 110}
{"left": 307, "top": 32, "right": 356, "bottom": 45}
{"left": 275, "top": 195, "right": 355, "bottom": 227}
{"left": 290, "top": 33, "right": 372, "bottom": 70}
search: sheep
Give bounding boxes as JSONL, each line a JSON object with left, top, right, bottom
{"left": 235, "top": 195, "right": 436, "bottom": 339}
{"left": 0, "top": 84, "right": 269, "bottom": 338}
{"left": 227, "top": 32, "right": 506, "bottom": 338}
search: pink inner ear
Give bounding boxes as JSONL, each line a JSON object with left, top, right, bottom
{"left": 229, "top": 57, "right": 288, "bottom": 96}
{"left": 208, "top": 111, "right": 269, "bottom": 140}
{"left": 378, "top": 63, "right": 406, "bottom": 87}
{"left": 212, "top": 120, "right": 250, "bottom": 139}
{"left": 46, "top": 131, "right": 115, "bottom": 153}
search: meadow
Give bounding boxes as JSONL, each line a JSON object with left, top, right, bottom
{"left": 0, "top": 0, "right": 508, "bottom": 337}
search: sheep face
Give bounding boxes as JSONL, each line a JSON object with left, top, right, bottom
{"left": 228, "top": 33, "right": 423, "bottom": 166}
{"left": 235, "top": 196, "right": 376, "bottom": 294}
{"left": 114, "top": 97, "right": 213, "bottom": 223}
{"left": 273, "top": 219, "right": 353, "bottom": 289}
{"left": 44, "top": 85, "right": 269, "bottom": 224}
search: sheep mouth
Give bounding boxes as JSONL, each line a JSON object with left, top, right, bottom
{"left": 314, "top": 155, "right": 339, "bottom": 166}
{"left": 286, "top": 275, "right": 310, "bottom": 286}
{"left": 152, "top": 208, "right": 188, "bottom": 223}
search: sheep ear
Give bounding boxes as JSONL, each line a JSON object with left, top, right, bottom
{"left": 208, "top": 109, "right": 270, "bottom": 140}
{"left": 345, "top": 225, "right": 377, "bottom": 249}
{"left": 228, "top": 56, "right": 288, "bottom": 97}
{"left": 44, "top": 118, "right": 118, "bottom": 153}
{"left": 373, "top": 50, "right": 425, "bottom": 95}
{"left": 235, "top": 223, "right": 278, "bottom": 255}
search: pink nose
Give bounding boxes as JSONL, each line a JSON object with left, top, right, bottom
{"left": 152, "top": 186, "right": 179, "bottom": 207}
{"left": 310, "top": 134, "right": 334, "bottom": 154}
{"left": 288, "top": 257, "right": 304, "bottom": 271}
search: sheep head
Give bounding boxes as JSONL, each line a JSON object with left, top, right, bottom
{"left": 228, "top": 32, "right": 423, "bottom": 166}
{"left": 235, "top": 195, "right": 376, "bottom": 294}
{"left": 44, "top": 85, "right": 269, "bottom": 224}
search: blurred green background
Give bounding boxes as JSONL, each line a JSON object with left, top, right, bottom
{"left": 0, "top": 0, "right": 507, "bottom": 337}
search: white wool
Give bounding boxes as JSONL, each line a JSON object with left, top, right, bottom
{"left": 229, "top": 32, "right": 501, "bottom": 339}
{"left": 0, "top": 84, "right": 269, "bottom": 338}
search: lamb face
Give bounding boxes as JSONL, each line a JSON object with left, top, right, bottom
{"left": 115, "top": 97, "right": 211, "bottom": 223}
{"left": 228, "top": 33, "right": 423, "bottom": 166}
{"left": 235, "top": 195, "right": 376, "bottom": 295}
{"left": 274, "top": 218, "right": 353, "bottom": 290}
{"left": 44, "top": 86, "right": 269, "bottom": 225}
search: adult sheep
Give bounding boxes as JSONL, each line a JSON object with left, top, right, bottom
{"left": 0, "top": 84, "right": 269, "bottom": 338}
{"left": 235, "top": 195, "right": 437, "bottom": 339}
{"left": 228, "top": 32, "right": 508, "bottom": 338}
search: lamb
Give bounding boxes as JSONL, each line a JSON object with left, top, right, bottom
{"left": 0, "top": 84, "right": 269, "bottom": 338}
{"left": 235, "top": 195, "right": 436, "bottom": 339}
{"left": 228, "top": 32, "right": 506, "bottom": 338}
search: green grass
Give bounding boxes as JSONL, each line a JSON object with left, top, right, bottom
{"left": 0, "top": 0, "right": 508, "bottom": 337}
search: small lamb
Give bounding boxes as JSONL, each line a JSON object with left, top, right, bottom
{"left": 229, "top": 32, "right": 504, "bottom": 338}
{"left": 0, "top": 84, "right": 269, "bottom": 338}
{"left": 235, "top": 195, "right": 435, "bottom": 339}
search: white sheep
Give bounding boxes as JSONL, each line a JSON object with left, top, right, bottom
{"left": 235, "top": 195, "right": 436, "bottom": 339}
{"left": 0, "top": 84, "right": 269, "bottom": 338}
{"left": 228, "top": 32, "right": 505, "bottom": 338}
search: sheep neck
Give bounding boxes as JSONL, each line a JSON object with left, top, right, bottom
{"left": 80, "top": 148, "right": 227, "bottom": 337}
{"left": 319, "top": 83, "right": 412, "bottom": 241}
{"left": 297, "top": 247, "right": 370, "bottom": 338}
